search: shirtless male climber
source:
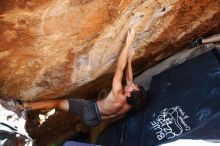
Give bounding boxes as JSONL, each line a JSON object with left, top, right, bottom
{"left": 19, "top": 29, "right": 147, "bottom": 127}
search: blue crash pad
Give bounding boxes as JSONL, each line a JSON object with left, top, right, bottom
{"left": 97, "top": 48, "right": 220, "bottom": 146}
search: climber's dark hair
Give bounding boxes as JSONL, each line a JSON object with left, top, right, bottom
{"left": 126, "top": 85, "right": 147, "bottom": 110}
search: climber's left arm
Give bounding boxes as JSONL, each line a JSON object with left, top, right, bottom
{"left": 126, "top": 49, "right": 133, "bottom": 85}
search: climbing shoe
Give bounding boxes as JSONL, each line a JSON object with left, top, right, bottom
{"left": 191, "top": 37, "right": 203, "bottom": 47}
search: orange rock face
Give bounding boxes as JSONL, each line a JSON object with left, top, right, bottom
{"left": 0, "top": 0, "right": 220, "bottom": 100}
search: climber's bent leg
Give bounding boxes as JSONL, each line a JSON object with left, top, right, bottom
{"left": 202, "top": 34, "right": 220, "bottom": 44}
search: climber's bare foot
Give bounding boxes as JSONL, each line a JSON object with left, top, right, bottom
{"left": 14, "top": 100, "right": 25, "bottom": 110}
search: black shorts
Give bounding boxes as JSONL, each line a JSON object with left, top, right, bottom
{"left": 68, "top": 99, "right": 101, "bottom": 127}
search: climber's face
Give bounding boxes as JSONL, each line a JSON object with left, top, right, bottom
{"left": 123, "top": 83, "right": 139, "bottom": 97}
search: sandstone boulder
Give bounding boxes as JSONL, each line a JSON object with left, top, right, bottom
{"left": 0, "top": 0, "right": 219, "bottom": 100}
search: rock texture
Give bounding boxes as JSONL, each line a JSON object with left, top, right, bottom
{"left": 0, "top": 0, "right": 220, "bottom": 100}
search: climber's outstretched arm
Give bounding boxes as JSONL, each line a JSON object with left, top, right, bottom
{"left": 126, "top": 50, "right": 133, "bottom": 85}
{"left": 112, "top": 29, "right": 136, "bottom": 96}
{"left": 126, "top": 29, "right": 135, "bottom": 85}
